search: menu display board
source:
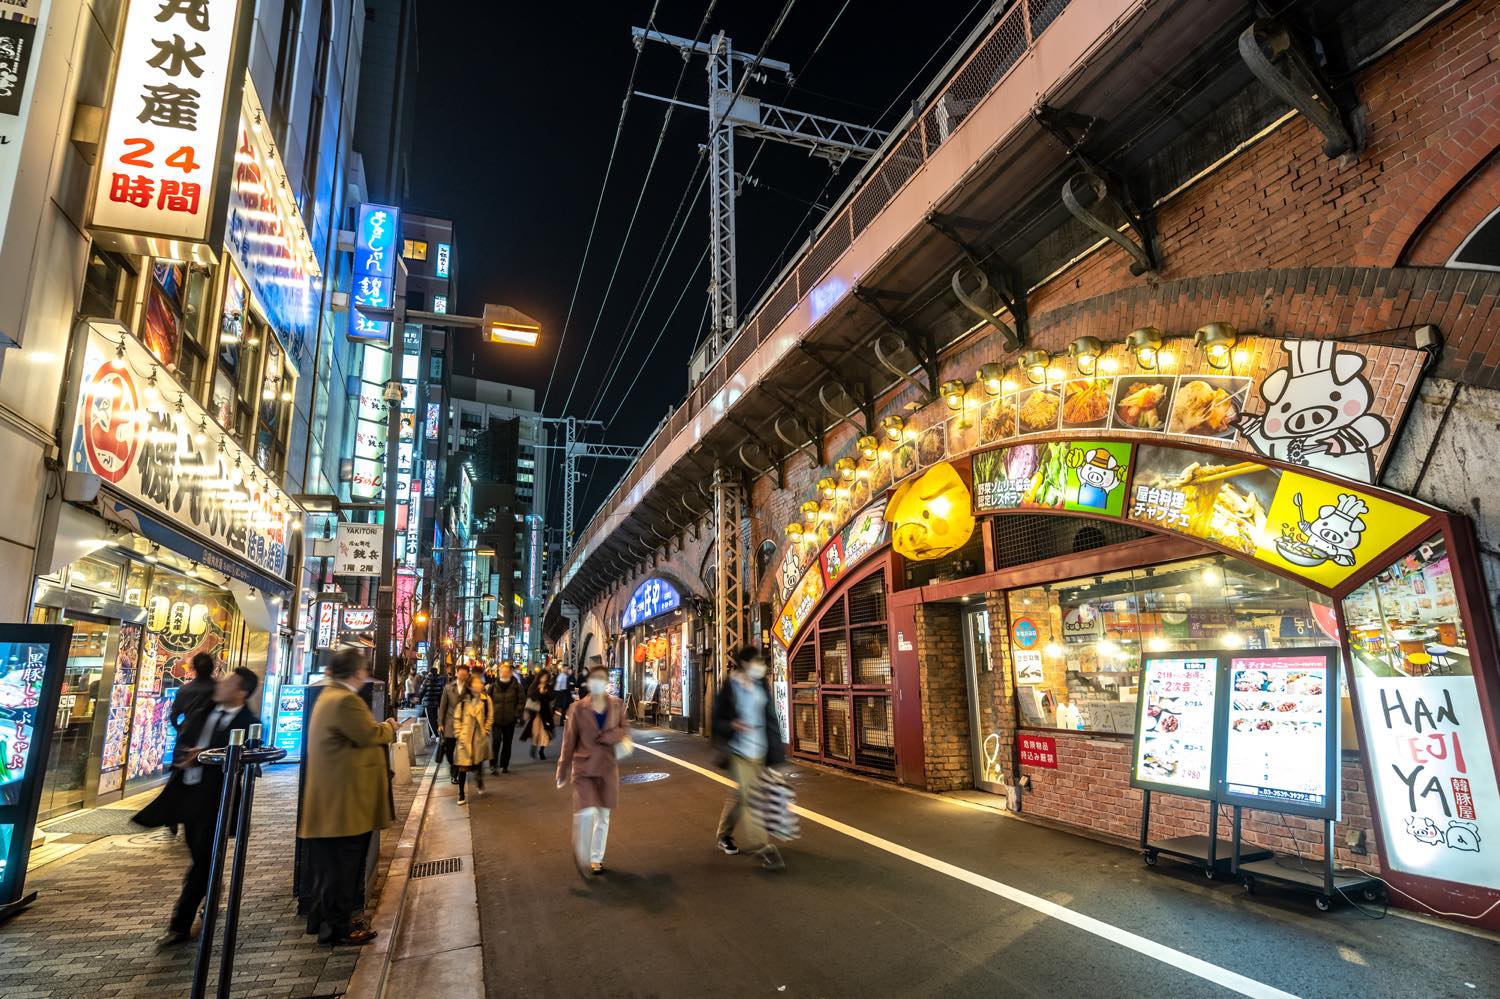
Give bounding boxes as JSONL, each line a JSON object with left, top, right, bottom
{"left": 1131, "top": 656, "right": 1221, "bottom": 799}
{"left": 1220, "top": 650, "right": 1338, "bottom": 817}
{"left": 272, "top": 684, "right": 306, "bottom": 761}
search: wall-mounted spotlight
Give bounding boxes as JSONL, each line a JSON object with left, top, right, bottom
{"left": 1127, "top": 326, "right": 1164, "bottom": 370}
{"left": 1194, "top": 322, "right": 1238, "bottom": 370}
{"left": 977, "top": 363, "right": 1006, "bottom": 396}
{"left": 784, "top": 522, "right": 804, "bottom": 539}
{"left": 835, "top": 457, "right": 858, "bottom": 480}
{"left": 1019, "top": 349, "right": 1050, "bottom": 385}
{"left": 857, "top": 435, "right": 880, "bottom": 460}
{"left": 1068, "top": 336, "right": 1104, "bottom": 376}
{"left": 817, "top": 476, "right": 837, "bottom": 500}
{"left": 879, "top": 414, "right": 906, "bottom": 442}
{"left": 800, "top": 500, "right": 820, "bottom": 523}
{"left": 940, "top": 379, "right": 968, "bottom": 411}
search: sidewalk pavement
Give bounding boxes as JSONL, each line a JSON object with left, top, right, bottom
{"left": 0, "top": 742, "right": 429, "bottom": 999}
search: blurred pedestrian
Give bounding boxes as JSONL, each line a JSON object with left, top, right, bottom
{"left": 438, "top": 664, "right": 469, "bottom": 782}
{"left": 552, "top": 663, "right": 576, "bottom": 725}
{"left": 299, "top": 648, "right": 397, "bottom": 946}
{"left": 712, "top": 646, "right": 786, "bottom": 871}
{"left": 521, "top": 669, "right": 555, "bottom": 760}
{"left": 453, "top": 671, "right": 492, "bottom": 804}
{"left": 170, "top": 652, "right": 218, "bottom": 736}
{"left": 555, "top": 665, "right": 631, "bottom": 876}
{"left": 134, "top": 666, "right": 260, "bottom": 946}
{"left": 403, "top": 669, "right": 420, "bottom": 707}
{"left": 486, "top": 662, "right": 523, "bottom": 774}
{"left": 421, "top": 668, "right": 446, "bottom": 742}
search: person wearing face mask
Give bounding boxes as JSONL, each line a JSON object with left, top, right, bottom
{"left": 555, "top": 665, "right": 632, "bottom": 876}
{"left": 711, "top": 646, "right": 786, "bottom": 871}
{"left": 486, "top": 662, "right": 523, "bottom": 774}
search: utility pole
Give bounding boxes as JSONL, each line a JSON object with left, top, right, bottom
{"left": 632, "top": 26, "right": 888, "bottom": 356}
{"left": 537, "top": 416, "right": 642, "bottom": 559}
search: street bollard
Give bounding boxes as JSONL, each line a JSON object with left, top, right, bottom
{"left": 192, "top": 725, "right": 288, "bottom": 999}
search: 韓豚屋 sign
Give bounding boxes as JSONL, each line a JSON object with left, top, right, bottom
{"left": 68, "top": 322, "right": 293, "bottom": 577}
{"left": 89, "top": 0, "right": 251, "bottom": 255}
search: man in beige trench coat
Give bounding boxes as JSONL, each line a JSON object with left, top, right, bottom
{"left": 300, "top": 647, "right": 397, "bottom": 945}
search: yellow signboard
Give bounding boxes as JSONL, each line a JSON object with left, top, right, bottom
{"left": 1254, "top": 473, "right": 1430, "bottom": 590}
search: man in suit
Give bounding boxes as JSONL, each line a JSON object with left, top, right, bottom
{"left": 300, "top": 647, "right": 397, "bottom": 946}
{"left": 135, "top": 666, "right": 260, "bottom": 945}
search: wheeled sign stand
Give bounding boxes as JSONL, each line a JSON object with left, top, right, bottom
{"left": 1230, "top": 807, "right": 1383, "bottom": 912}
{"left": 1140, "top": 789, "right": 1271, "bottom": 879}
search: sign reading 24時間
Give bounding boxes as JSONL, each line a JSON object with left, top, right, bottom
{"left": 90, "top": 0, "right": 248, "bottom": 250}
{"left": 621, "top": 579, "right": 681, "bottom": 629}
{"left": 69, "top": 323, "right": 291, "bottom": 576}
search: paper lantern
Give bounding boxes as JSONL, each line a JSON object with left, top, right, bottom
{"left": 885, "top": 461, "right": 975, "bottom": 561}
{"left": 633, "top": 644, "right": 647, "bottom": 664}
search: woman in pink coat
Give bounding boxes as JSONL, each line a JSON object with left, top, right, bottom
{"left": 555, "top": 665, "right": 631, "bottom": 875}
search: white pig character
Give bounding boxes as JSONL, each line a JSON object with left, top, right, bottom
{"left": 1294, "top": 492, "right": 1368, "bottom": 567}
{"left": 1074, "top": 448, "right": 1122, "bottom": 510}
{"left": 1238, "top": 341, "right": 1389, "bottom": 482}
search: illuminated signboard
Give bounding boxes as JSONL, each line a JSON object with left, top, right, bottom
{"left": 341, "top": 606, "right": 376, "bottom": 631}
{"left": 424, "top": 459, "right": 437, "bottom": 497}
{"left": 525, "top": 514, "right": 543, "bottom": 606}
{"left": 1220, "top": 650, "right": 1338, "bottom": 818}
{"left": 316, "top": 601, "right": 336, "bottom": 649}
{"left": 433, "top": 294, "right": 448, "bottom": 314}
{"left": 774, "top": 498, "right": 888, "bottom": 649}
{"left": 425, "top": 403, "right": 441, "bottom": 440}
{"left": 272, "top": 684, "right": 305, "bottom": 761}
{"left": 89, "top": 0, "right": 250, "bottom": 253}
{"left": 972, "top": 441, "right": 1131, "bottom": 517}
{"left": 334, "top": 523, "right": 382, "bottom": 576}
{"left": 1131, "top": 656, "right": 1221, "bottom": 799}
{"left": 0, "top": 1, "right": 52, "bottom": 268}
{"left": 435, "top": 242, "right": 451, "bottom": 278}
{"left": 621, "top": 578, "right": 681, "bottom": 629}
{"left": 349, "top": 202, "right": 399, "bottom": 343}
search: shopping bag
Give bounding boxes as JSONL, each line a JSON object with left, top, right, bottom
{"left": 748, "top": 768, "right": 801, "bottom": 842}
{"left": 614, "top": 733, "right": 635, "bottom": 760}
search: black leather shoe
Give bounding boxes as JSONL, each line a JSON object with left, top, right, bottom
{"left": 328, "top": 928, "right": 378, "bottom": 946}
{"left": 156, "top": 929, "right": 192, "bottom": 948}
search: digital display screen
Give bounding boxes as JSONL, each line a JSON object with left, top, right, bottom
{"left": 0, "top": 642, "right": 50, "bottom": 805}
{"left": 273, "top": 685, "right": 306, "bottom": 761}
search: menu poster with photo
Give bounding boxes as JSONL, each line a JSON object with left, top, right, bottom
{"left": 1131, "top": 656, "right": 1220, "bottom": 798}
{"left": 1220, "top": 651, "right": 1338, "bottom": 818}
{"left": 1356, "top": 674, "right": 1500, "bottom": 890}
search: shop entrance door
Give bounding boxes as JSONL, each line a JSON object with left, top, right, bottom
{"left": 961, "top": 606, "right": 1008, "bottom": 796}
{"left": 39, "top": 616, "right": 119, "bottom": 819}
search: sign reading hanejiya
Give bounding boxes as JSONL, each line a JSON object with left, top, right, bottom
{"left": 68, "top": 322, "right": 292, "bottom": 577}
{"left": 89, "top": 0, "right": 252, "bottom": 255}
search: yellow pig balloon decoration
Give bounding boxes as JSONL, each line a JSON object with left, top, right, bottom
{"left": 885, "top": 461, "right": 975, "bottom": 561}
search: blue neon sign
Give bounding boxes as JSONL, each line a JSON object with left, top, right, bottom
{"left": 435, "top": 242, "right": 451, "bottom": 278}
{"left": 349, "top": 203, "right": 400, "bottom": 343}
{"left": 621, "top": 578, "right": 682, "bottom": 629}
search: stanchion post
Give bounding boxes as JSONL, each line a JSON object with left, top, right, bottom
{"left": 190, "top": 728, "right": 246, "bottom": 999}
{"left": 216, "top": 724, "right": 264, "bottom": 998}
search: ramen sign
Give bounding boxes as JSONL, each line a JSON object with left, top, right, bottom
{"left": 68, "top": 323, "right": 294, "bottom": 576}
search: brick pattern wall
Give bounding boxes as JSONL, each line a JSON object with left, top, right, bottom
{"left": 1019, "top": 731, "right": 1377, "bottom": 867}
{"left": 913, "top": 602, "right": 972, "bottom": 791}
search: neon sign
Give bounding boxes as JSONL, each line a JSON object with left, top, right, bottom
{"left": 621, "top": 578, "right": 681, "bottom": 629}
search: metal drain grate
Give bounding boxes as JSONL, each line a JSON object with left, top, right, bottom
{"left": 620, "top": 772, "right": 670, "bottom": 784}
{"left": 411, "top": 857, "right": 463, "bottom": 878}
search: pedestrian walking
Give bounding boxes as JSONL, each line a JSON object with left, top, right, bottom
{"left": 521, "top": 669, "right": 555, "bottom": 759}
{"left": 552, "top": 663, "right": 575, "bottom": 725}
{"left": 437, "top": 664, "right": 469, "bottom": 782}
{"left": 133, "top": 666, "right": 260, "bottom": 946}
{"left": 421, "top": 668, "right": 446, "bottom": 742}
{"left": 486, "top": 662, "right": 523, "bottom": 774}
{"left": 299, "top": 648, "right": 397, "bottom": 946}
{"left": 403, "top": 669, "right": 420, "bottom": 707}
{"left": 712, "top": 646, "right": 786, "bottom": 871}
{"left": 169, "top": 652, "right": 218, "bottom": 736}
{"left": 453, "top": 671, "right": 492, "bottom": 804}
{"left": 555, "top": 665, "right": 631, "bottom": 876}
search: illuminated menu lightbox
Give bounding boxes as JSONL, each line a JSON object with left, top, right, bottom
{"left": 1219, "top": 650, "right": 1339, "bottom": 818}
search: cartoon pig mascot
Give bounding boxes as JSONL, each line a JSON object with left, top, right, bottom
{"left": 1238, "top": 340, "right": 1389, "bottom": 483}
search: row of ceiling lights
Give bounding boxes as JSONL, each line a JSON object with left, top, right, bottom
{"left": 780, "top": 322, "right": 1243, "bottom": 542}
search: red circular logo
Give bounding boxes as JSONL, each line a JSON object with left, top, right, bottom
{"left": 83, "top": 363, "right": 140, "bottom": 484}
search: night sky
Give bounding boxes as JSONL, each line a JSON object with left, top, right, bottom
{"left": 409, "top": 0, "right": 993, "bottom": 525}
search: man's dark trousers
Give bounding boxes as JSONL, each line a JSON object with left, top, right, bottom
{"left": 490, "top": 720, "right": 515, "bottom": 772}
{"left": 168, "top": 786, "right": 219, "bottom": 933}
{"left": 304, "top": 833, "right": 371, "bottom": 940}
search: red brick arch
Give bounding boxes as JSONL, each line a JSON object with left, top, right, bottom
{"left": 1399, "top": 149, "right": 1500, "bottom": 267}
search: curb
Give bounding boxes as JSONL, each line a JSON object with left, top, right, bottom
{"left": 345, "top": 751, "right": 440, "bottom": 999}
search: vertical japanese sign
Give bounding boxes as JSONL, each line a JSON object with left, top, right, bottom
{"left": 349, "top": 202, "right": 399, "bottom": 343}
{"left": 0, "top": 0, "right": 50, "bottom": 259}
{"left": 435, "top": 242, "right": 451, "bottom": 278}
{"left": 90, "top": 0, "right": 248, "bottom": 248}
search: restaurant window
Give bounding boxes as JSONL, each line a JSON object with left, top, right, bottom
{"left": 1343, "top": 535, "right": 1467, "bottom": 680}
{"left": 299, "top": 0, "right": 333, "bottom": 209}
{"left": 79, "top": 249, "right": 136, "bottom": 322}
{"left": 141, "top": 259, "right": 214, "bottom": 393}
{"left": 270, "top": 0, "right": 302, "bottom": 141}
{"left": 402, "top": 239, "right": 428, "bottom": 261}
{"left": 1007, "top": 554, "right": 1338, "bottom": 736}
{"left": 213, "top": 266, "right": 254, "bottom": 436}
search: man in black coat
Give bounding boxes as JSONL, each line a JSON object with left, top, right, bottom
{"left": 711, "top": 646, "right": 786, "bottom": 870}
{"left": 135, "top": 666, "right": 260, "bottom": 946}
{"left": 170, "top": 652, "right": 217, "bottom": 738}
{"left": 486, "top": 663, "right": 524, "bottom": 774}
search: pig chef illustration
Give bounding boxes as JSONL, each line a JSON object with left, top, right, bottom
{"left": 1073, "top": 447, "right": 1122, "bottom": 510}
{"left": 1237, "top": 340, "right": 1389, "bottom": 483}
{"left": 1284, "top": 492, "right": 1368, "bottom": 568}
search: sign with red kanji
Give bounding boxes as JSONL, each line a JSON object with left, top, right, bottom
{"left": 1018, "top": 734, "right": 1058, "bottom": 769}
{"left": 89, "top": 0, "right": 248, "bottom": 248}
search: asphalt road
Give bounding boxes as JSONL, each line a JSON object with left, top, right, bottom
{"left": 465, "top": 728, "right": 1499, "bottom": 999}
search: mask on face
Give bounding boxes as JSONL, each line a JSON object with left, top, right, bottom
{"left": 747, "top": 662, "right": 768, "bottom": 680}
{"left": 587, "top": 677, "right": 608, "bottom": 695}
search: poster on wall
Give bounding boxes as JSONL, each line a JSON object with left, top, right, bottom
{"left": 97, "top": 623, "right": 142, "bottom": 796}
{"left": 1356, "top": 674, "right": 1500, "bottom": 890}
{"left": 1130, "top": 656, "right": 1220, "bottom": 799}
{"left": 1014, "top": 649, "right": 1044, "bottom": 685}
{"left": 1219, "top": 650, "right": 1338, "bottom": 818}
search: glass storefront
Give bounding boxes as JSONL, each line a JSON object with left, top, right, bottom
{"left": 999, "top": 553, "right": 1339, "bottom": 738}
{"left": 628, "top": 609, "right": 687, "bottom": 720}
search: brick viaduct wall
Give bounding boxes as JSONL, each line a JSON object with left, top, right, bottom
{"left": 565, "top": 1, "right": 1500, "bottom": 857}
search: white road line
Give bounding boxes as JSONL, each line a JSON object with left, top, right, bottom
{"left": 637, "top": 743, "right": 1299, "bottom": 999}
